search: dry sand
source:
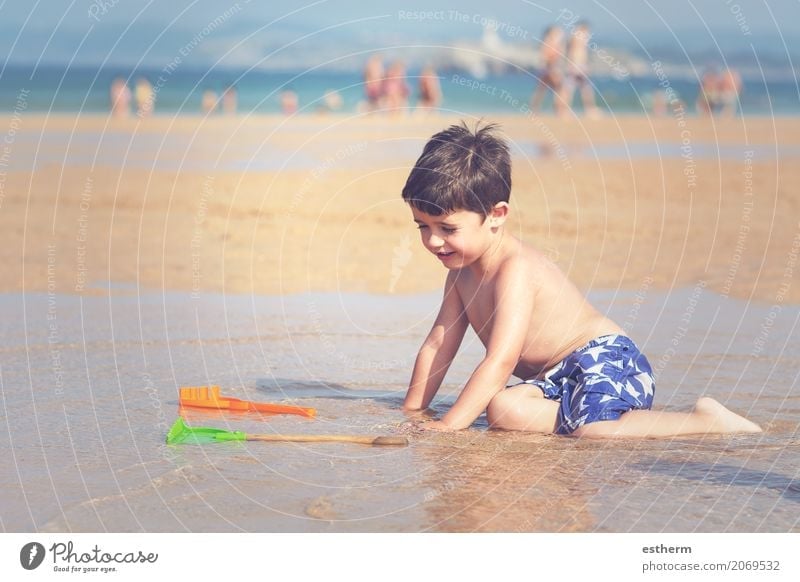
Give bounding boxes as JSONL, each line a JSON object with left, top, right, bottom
{"left": 2, "top": 113, "right": 799, "bottom": 303}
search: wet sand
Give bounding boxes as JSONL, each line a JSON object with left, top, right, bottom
{"left": 1, "top": 114, "right": 799, "bottom": 532}
{"left": 0, "top": 289, "right": 797, "bottom": 532}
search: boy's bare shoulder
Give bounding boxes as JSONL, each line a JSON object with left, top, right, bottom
{"left": 498, "top": 239, "right": 560, "bottom": 283}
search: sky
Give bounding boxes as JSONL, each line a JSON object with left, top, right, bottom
{"left": 0, "top": 0, "right": 797, "bottom": 71}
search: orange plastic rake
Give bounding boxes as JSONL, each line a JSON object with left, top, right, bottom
{"left": 179, "top": 386, "right": 316, "bottom": 418}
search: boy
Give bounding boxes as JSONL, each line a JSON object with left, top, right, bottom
{"left": 401, "top": 123, "right": 762, "bottom": 437}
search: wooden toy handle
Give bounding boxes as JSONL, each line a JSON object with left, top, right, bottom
{"left": 247, "top": 434, "right": 408, "bottom": 446}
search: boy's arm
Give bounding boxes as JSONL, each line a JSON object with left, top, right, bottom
{"left": 437, "top": 259, "right": 535, "bottom": 430}
{"left": 403, "top": 271, "right": 468, "bottom": 411}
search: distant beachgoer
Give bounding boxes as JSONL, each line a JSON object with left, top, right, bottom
{"left": 530, "top": 26, "right": 565, "bottom": 115}
{"left": 222, "top": 85, "right": 238, "bottom": 115}
{"left": 383, "top": 60, "right": 410, "bottom": 115}
{"left": 416, "top": 66, "right": 442, "bottom": 113}
{"left": 651, "top": 90, "right": 667, "bottom": 117}
{"left": 718, "top": 68, "right": 742, "bottom": 117}
{"left": 201, "top": 90, "right": 218, "bottom": 114}
{"left": 320, "top": 89, "right": 343, "bottom": 113}
{"left": 135, "top": 77, "right": 154, "bottom": 117}
{"left": 644, "top": 89, "right": 684, "bottom": 117}
{"left": 109, "top": 77, "right": 131, "bottom": 119}
{"left": 364, "top": 55, "right": 385, "bottom": 111}
{"left": 280, "top": 88, "right": 298, "bottom": 115}
{"left": 696, "top": 68, "right": 719, "bottom": 116}
{"left": 561, "top": 22, "right": 599, "bottom": 117}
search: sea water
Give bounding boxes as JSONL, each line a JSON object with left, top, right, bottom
{"left": 2, "top": 66, "right": 800, "bottom": 116}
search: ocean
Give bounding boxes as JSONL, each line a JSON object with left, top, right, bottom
{"left": 1, "top": 65, "right": 799, "bottom": 116}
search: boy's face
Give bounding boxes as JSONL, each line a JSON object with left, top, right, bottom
{"left": 411, "top": 206, "right": 504, "bottom": 270}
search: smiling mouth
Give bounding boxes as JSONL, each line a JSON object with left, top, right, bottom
{"left": 437, "top": 251, "right": 455, "bottom": 258}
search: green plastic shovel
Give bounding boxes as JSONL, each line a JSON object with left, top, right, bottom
{"left": 166, "top": 417, "right": 408, "bottom": 446}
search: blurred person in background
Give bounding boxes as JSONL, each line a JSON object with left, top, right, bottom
{"left": 416, "top": 65, "right": 442, "bottom": 114}
{"left": 202, "top": 89, "right": 219, "bottom": 114}
{"left": 718, "top": 68, "right": 743, "bottom": 117}
{"left": 135, "top": 77, "right": 154, "bottom": 117}
{"left": 530, "top": 25, "right": 566, "bottom": 115}
{"left": 280, "top": 87, "right": 299, "bottom": 115}
{"left": 561, "top": 21, "right": 600, "bottom": 118}
{"left": 696, "top": 67, "right": 719, "bottom": 116}
{"left": 363, "top": 54, "right": 385, "bottom": 112}
{"left": 109, "top": 77, "right": 131, "bottom": 118}
{"left": 222, "top": 84, "right": 238, "bottom": 115}
{"left": 383, "top": 60, "right": 410, "bottom": 116}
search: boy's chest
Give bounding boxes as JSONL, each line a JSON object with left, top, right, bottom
{"left": 455, "top": 277, "right": 496, "bottom": 338}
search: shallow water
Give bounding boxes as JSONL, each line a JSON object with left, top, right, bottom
{"left": 1, "top": 287, "right": 798, "bottom": 532}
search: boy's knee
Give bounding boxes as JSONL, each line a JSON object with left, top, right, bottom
{"left": 487, "top": 390, "right": 530, "bottom": 429}
{"left": 486, "top": 390, "right": 512, "bottom": 426}
{"left": 487, "top": 388, "right": 559, "bottom": 433}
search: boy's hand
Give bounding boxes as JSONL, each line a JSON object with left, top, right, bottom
{"left": 419, "top": 420, "right": 457, "bottom": 432}
{"left": 398, "top": 418, "right": 457, "bottom": 435}
{"left": 402, "top": 407, "right": 436, "bottom": 420}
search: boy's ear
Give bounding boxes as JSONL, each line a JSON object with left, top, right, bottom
{"left": 489, "top": 202, "right": 509, "bottom": 228}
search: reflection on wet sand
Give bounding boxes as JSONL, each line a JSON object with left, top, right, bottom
{"left": 634, "top": 460, "right": 800, "bottom": 503}
{"left": 412, "top": 430, "right": 597, "bottom": 532}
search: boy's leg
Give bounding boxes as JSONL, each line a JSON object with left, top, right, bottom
{"left": 487, "top": 385, "right": 560, "bottom": 434}
{"left": 572, "top": 397, "right": 762, "bottom": 438}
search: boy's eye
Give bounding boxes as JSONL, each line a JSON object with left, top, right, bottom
{"left": 415, "top": 224, "right": 457, "bottom": 234}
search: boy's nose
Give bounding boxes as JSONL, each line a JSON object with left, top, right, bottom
{"left": 427, "top": 233, "right": 444, "bottom": 248}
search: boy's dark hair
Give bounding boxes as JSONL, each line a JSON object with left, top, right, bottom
{"left": 401, "top": 121, "right": 511, "bottom": 219}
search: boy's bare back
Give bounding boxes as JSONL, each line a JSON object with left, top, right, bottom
{"left": 451, "top": 234, "right": 623, "bottom": 381}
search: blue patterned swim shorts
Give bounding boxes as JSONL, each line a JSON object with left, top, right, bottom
{"left": 513, "top": 334, "right": 655, "bottom": 435}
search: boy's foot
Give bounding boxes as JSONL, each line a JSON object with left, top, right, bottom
{"left": 694, "top": 397, "right": 762, "bottom": 434}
